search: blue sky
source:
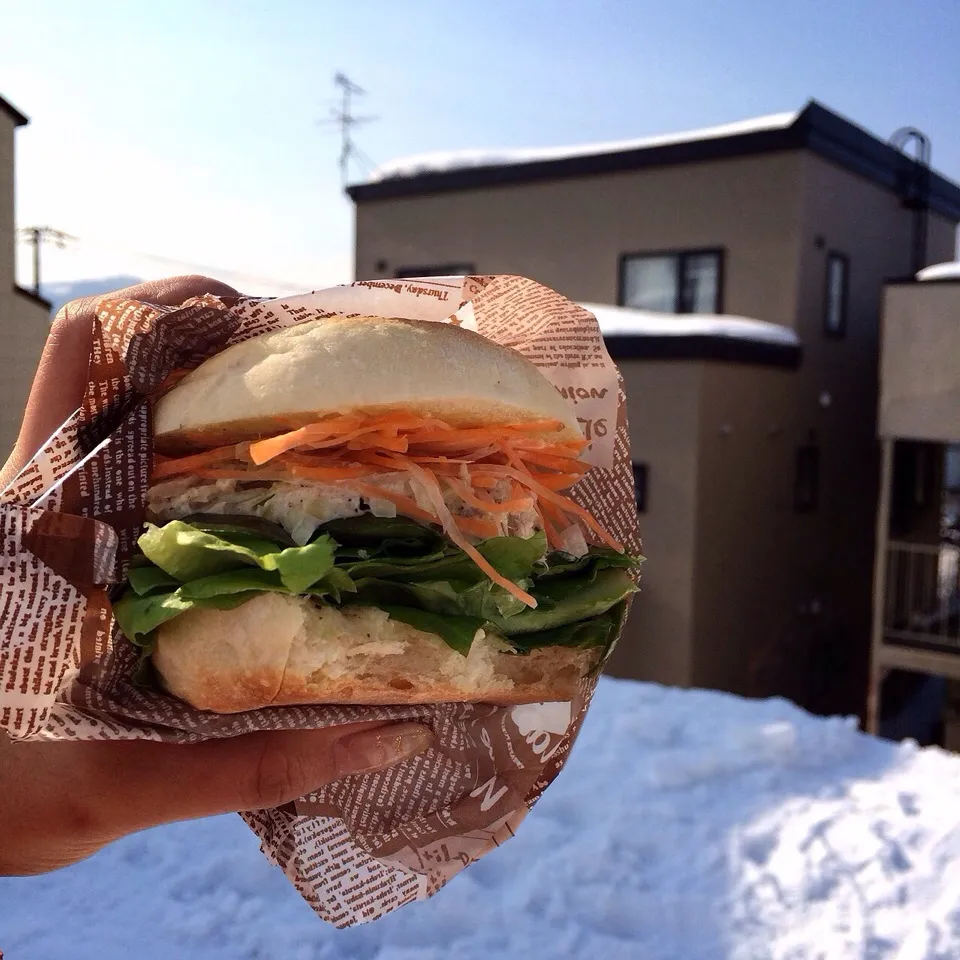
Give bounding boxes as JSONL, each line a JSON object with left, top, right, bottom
{"left": 2, "top": 0, "right": 959, "bottom": 295}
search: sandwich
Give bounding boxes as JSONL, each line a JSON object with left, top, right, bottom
{"left": 112, "top": 314, "right": 640, "bottom": 713}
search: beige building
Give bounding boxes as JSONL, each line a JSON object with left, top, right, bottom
{"left": 0, "top": 94, "right": 51, "bottom": 460}
{"left": 868, "top": 273, "right": 960, "bottom": 738}
{"left": 349, "top": 101, "right": 960, "bottom": 719}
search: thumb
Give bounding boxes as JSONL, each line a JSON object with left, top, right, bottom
{"left": 96, "top": 721, "right": 435, "bottom": 833}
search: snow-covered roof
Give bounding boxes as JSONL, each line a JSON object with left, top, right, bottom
{"left": 917, "top": 261, "right": 960, "bottom": 281}
{"left": 369, "top": 111, "right": 799, "bottom": 183}
{"left": 582, "top": 302, "right": 801, "bottom": 348}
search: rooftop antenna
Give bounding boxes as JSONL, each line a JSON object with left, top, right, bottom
{"left": 16, "top": 226, "right": 75, "bottom": 295}
{"left": 320, "top": 72, "right": 378, "bottom": 186}
{"left": 889, "top": 126, "right": 931, "bottom": 275}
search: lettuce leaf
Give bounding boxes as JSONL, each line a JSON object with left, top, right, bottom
{"left": 138, "top": 520, "right": 336, "bottom": 593}
{"left": 127, "top": 564, "right": 181, "bottom": 596}
{"left": 342, "top": 531, "right": 547, "bottom": 584}
{"left": 485, "top": 568, "right": 638, "bottom": 636}
{"left": 113, "top": 588, "right": 261, "bottom": 646}
{"left": 373, "top": 605, "right": 487, "bottom": 656}
{"left": 537, "top": 546, "right": 641, "bottom": 578}
{"left": 318, "top": 515, "right": 444, "bottom": 558}
{"left": 347, "top": 576, "right": 533, "bottom": 621}
{"left": 116, "top": 516, "right": 636, "bottom": 658}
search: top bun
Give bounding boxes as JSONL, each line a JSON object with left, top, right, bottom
{"left": 153, "top": 315, "right": 582, "bottom": 451}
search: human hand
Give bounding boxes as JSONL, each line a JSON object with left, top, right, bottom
{"left": 0, "top": 276, "right": 434, "bottom": 876}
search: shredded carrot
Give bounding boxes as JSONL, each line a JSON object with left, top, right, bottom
{"left": 537, "top": 503, "right": 565, "bottom": 550}
{"left": 152, "top": 444, "right": 249, "bottom": 480}
{"left": 351, "top": 450, "right": 415, "bottom": 471}
{"left": 468, "top": 473, "right": 500, "bottom": 489}
{"left": 346, "top": 433, "right": 410, "bottom": 453}
{"left": 456, "top": 515, "right": 501, "bottom": 538}
{"left": 248, "top": 416, "right": 368, "bottom": 463}
{"left": 500, "top": 419, "right": 566, "bottom": 433}
{"left": 478, "top": 465, "right": 622, "bottom": 552}
{"left": 192, "top": 468, "right": 296, "bottom": 481}
{"left": 473, "top": 467, "right": 580, "bottom": 491}
{"left": 380, "top": 455, "right": 538, "bottom": 608}
{"left": 513, "top": 449, "right": 590, "bottom": 473}
{"left": 284, "top": 464, "right": 373, "bottom": 481}
{"left": 444, "top": 476, "right": 534, "bottom": 514}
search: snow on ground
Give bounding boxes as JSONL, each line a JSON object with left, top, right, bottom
{"left": 3, "top": 676, "right": 960, "bottom": 959}
{"left": 368, "top": 111, "right": 799, "bottom": 183}
{"left": 917, "top": 262, "right": 960, "bottom": 282}
{"left": 582, "top": 303, "right": 801, "bottom": 348}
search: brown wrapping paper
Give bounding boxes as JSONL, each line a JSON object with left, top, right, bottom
{"left": 0, "top": 275, "right": 640, "bottom": 927}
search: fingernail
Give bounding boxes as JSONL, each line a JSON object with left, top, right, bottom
{"left": 334, "top": 722, "right": 434, "bottom": 777}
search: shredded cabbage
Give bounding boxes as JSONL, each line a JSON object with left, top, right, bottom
{"left": 146, "top": 473, "right": 546, "bottom": 547}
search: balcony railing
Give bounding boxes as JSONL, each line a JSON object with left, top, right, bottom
{"left": 883, "top": 540, "right": 960, "bottom": 650}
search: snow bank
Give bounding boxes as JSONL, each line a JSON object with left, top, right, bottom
{"left": 917, "top": 261, "right": 960, "bottom": 281}
{"left": 369, "top": 111, "right": 799, "bottom": 183}
{"left": 583, "top": 302, "right": 801, "bottom": 348}
{"left": 3, "top": 677, "right": 960, "bottom": 959}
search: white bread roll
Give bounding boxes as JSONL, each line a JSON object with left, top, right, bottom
{"left": 152, "top": 593, "right": 593, "bottom": 712}
{"left": 154, "top": 314, "right": 582, "bottom": 451}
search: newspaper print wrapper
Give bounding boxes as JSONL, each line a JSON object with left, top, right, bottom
{"left": 0, "top": 275, "right": 640, "bottom": 927}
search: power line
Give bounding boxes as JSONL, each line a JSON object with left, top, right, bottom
{"left": 17, "top": 226, "right": 76, "bottom": 294}
{"left": 15, "top": 229, "right": 319, "bottom": 294}
{"left": 318, "top": 72, "right": 378, "bottom": 185}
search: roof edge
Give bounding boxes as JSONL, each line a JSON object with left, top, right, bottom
{"left": 14, "top": 285, "right": 52, "bottom": 309}
{"left": 347, "top": 126, "right": 802, "bottom": 202}
{"left": 604, "top": 333, "right": 802, "bottom": 369}
{"left": 0, "top": 95, "right": 29, "bottom": 128}
{"left": 885, "top": 276, "right": 960, "bottom": 287}
{"left": 348, "top": 99, "right": 960, "bottom": 220}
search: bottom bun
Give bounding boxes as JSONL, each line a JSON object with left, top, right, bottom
{"left": 152, "top": 592, "right": 595, "bottom": 713}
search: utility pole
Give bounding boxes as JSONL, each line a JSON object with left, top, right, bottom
{"left": 321, "top": 73, "right": 377, "bottom": 185}
{"left": 17, "top": 226, "right": 73, "bottom": 295}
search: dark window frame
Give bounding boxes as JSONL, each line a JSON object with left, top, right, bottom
{"left": 632, "top": 463, "right": 648, "bottom": 513}
{"left": 794, "top": 444, "right": 820, "bottom": 514}
{"left": 394, "top": 263, "right": 475, "bottom": 278}
{"left": 823, "top": 251, "right": 849, "bottom": 339}
{"left": 617, "top": 247, "right": 725, "bottom": 314}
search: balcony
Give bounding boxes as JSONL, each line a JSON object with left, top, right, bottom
{"left": 878, "top": 540, "right": 960, "bottom": 668}
{"left": 880, "top": 280, "right": 960, "bottom": 443}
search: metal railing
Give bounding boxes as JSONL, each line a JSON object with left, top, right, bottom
{"left": 884, "top": 540, "right": 960, "bottom": 650}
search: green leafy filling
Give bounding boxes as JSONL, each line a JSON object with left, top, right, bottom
{"left": 114, "top": 514, "right": 641, "bottom": 663}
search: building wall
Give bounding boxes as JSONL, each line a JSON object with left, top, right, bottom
{"left": 355, "top": 151, "right": 808, "bottom": 326}
{"left": 0, "top": 109, "right": 50, "bottom": 459}
{"left": 766, "top": 154, "right": 957, "bottom": 716}
{"left": 690, "top": 363, "right": 810, "bottom": 699}
{"left": 0, "top": 291, "right": 49, "bottom": 456}
{"left": 880, "top": 281, "right": 960, "bottom": 444}
{"left": 0, "top": 111, "right": 14, "bottom": 294}
{"left": 604, "top": 360, "right": 702, "bottom": 688}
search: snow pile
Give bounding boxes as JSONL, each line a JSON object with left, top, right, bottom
{"left": 583, "top": 302, "right": 801, "bottom": 348}
{"left": 917, "top": 262, "right": 960, "bottom": 281}
{"left": 369, "top": 111, "right": 799, "bottom": 183}
{"left": 3, "top": 677, "right": 960, "bottom": 959}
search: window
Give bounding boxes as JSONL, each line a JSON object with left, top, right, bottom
{"left": 824, "top": 252, "right": 849, "bottom": 338}
{"left": 945, "top": 445, "right": 960, "bottom": 493}
{"left": 794, "top": 445, "right": 820, "bottom": 513}
{"left": 619, "top": 249, "right": 722, "bottom": 314}
{"left": 632, "top": 463, "right": 648, "bottom": 513}
{"left": 395, "top": 263, "right": 475, "bottom": 278}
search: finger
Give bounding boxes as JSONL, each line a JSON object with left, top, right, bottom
{"left": 2, "top": 275, "right": 239, "bottom": 488}
{"left": 85, "top": 721, "right": 434, "bottom": 834}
